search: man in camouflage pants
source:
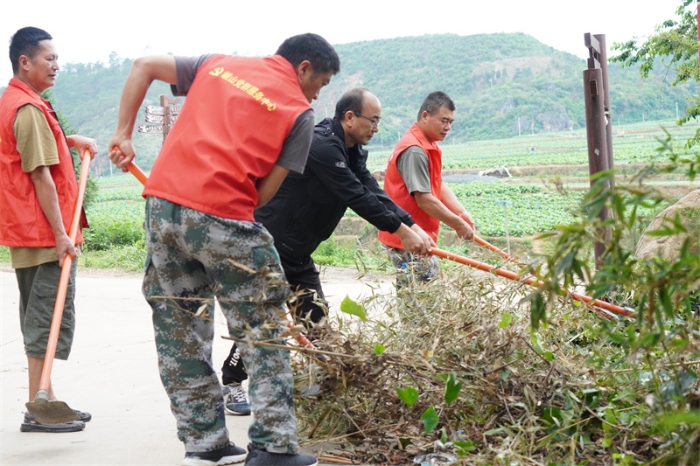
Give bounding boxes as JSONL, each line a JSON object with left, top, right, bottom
{"left": 144, "top": 198, "right": 294, "bottom": 450}
{"left": 109, "top": 34, "right": 339, "bottom": 466}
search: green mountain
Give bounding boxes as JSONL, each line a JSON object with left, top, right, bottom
{"left": 1, "top": 33, "right": 692, "bottom": 174}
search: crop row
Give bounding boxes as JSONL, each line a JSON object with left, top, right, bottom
{"left": 449, "top": 182, "right": 666, "bottom": 237}
{"left": 451, "top": 183, "right": 579, "bottom": 236}
{"left": 95, "top": 186, "right": 144, "bottom": 202}
{"left": 365, "top": 121, "right": 699, "bottom": 171}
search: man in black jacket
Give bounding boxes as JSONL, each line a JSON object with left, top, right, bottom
{"left": 220, "top": 88, "right": 431, "bottom": 414}
{"left": 258, "top": 87, "right": 432, "bottom": 321}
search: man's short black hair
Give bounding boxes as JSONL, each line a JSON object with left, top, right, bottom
{"left": 9, "top": 27, "right": 52, "bottom": 74}
{"left": 334, "top": 88, "right": 368, "bottom": 121}
{"left": 276, "top": 33, "right": 340, "bottom": 76}
{"left": 417, "top": 91, "right": 455, "bottom": 121}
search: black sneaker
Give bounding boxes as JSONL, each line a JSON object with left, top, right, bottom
{"left": 244, "top": 444, "right": 317, "bottom": 466}
{"left": 20, "top": 413, "right": 85, "bottom": 433}
{"left": 182, "top": 442, "right": 247, "bottom": 465}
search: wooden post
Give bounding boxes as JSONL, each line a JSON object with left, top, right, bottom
{"left": 584, "top": 33, "right": 615, "bottom": 267}
{"left": 160, "top": 95, "right": 170, "bottom": 143}
{"left": 594, "top": 34, "right": 615, "bottom": 187}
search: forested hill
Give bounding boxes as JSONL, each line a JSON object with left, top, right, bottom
{"left": 0, "top": 33, "right": 692, "bottom": 173}
{"left": 320, "top": 33, "right": 692, "bottom": 144}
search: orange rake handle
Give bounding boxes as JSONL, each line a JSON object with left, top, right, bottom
{"left": 474, "top": 235, "right": 520, "bottom": 264}
{"left": 123, "top": 160, "right": 317, "bottom": 349}
{"left": 470, "top": 237, "right": 632, "bottom": 319}
{"left": 288, "top": 326, "right": 315, "bottom": 349}
{"left": 39, "top": 150, "right": 92, "bottom": 392}
{"left": 429, "top": 247, "right": 635, "bottom": 318}
{"left": 127, "top": 161, "right": 148, "bottom": 185}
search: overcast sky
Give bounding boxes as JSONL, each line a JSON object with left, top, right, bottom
{"left": 0, "top": 0, "right": 683, "bottom": 84}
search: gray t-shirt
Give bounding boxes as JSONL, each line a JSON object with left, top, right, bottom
{"left": 171, "top": 54, "right": 314, "bottom": 174}
{"left": 397, "top": 146, "right": 432, "bottom": 195}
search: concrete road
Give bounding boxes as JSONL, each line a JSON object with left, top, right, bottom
{"left": 1, "top": 266, "right": 390, "bottom": 465}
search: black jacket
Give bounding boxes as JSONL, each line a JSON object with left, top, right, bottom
{"left": 255, "top": 118, "right": 413, "bottom": 264}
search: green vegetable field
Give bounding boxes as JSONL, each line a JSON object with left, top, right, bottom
{"left": 367, "top": 119, "right": 698, "bottom": 171}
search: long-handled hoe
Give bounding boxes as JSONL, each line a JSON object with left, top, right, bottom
{"left": 25, "top": 150, "right": 91, "bottom": 424}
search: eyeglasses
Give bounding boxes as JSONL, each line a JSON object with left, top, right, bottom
{"left": 352, "top": 112, "right": 381, "bottom": 128}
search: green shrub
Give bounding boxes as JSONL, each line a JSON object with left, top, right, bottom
{"left": 83, "top": 201, "right": 145, "bottom": 250}
{"left": 0, "top": 246, "right": 9, "bottom": 263}
{"left": 312, "top": 237, "right": 359, "bottom": 267}
{"left": 527, "top": 132, "right": 700, "bottom": 463}
{"left": 79, "top": 244, "right": 146, "bottom": 272}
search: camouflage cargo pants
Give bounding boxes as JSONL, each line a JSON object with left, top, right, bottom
{"left": 387, "top": 247, "right": 441, "bottom": 289}
{"left": 143, "top": 196, "right": 298, "bottom": 454}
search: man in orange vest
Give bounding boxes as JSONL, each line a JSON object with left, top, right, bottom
{"left": 0, "top": 27, "right": 96, "bottom": 433}
{"left": 379, "top": 91, "right": 475, "bottom": 287}
{"left": 108, "top": 34, "right": 339, "bottom": 466}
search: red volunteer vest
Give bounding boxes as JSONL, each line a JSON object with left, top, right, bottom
{"left": 144, "top": 54, "right": 311, "bottom": 221}
{"left": 378, "top": 123, "right": 443, "bottom": 249}
{"left": 0, "top": 78, "right": 84, "bottom": 247}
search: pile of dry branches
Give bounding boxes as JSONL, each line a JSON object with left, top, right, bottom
{"left": 290, "top": 259, "right": 655, "bottom": 464}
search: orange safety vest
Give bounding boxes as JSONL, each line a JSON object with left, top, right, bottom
{"left": 378, "top": 123, "right": 443, "bottom": 249}
{"left": 0, "top": 78, "right": 84, "bottom": 248}
{"left": 144, "top": 54, "right": 311, "bottom": 221}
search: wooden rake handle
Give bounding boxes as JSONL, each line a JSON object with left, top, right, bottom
{"left": 429, "top": 247, "right": 635, "bottom": 318}
{"left": 39, "top": 150, "right": 92, "bottom": 392}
